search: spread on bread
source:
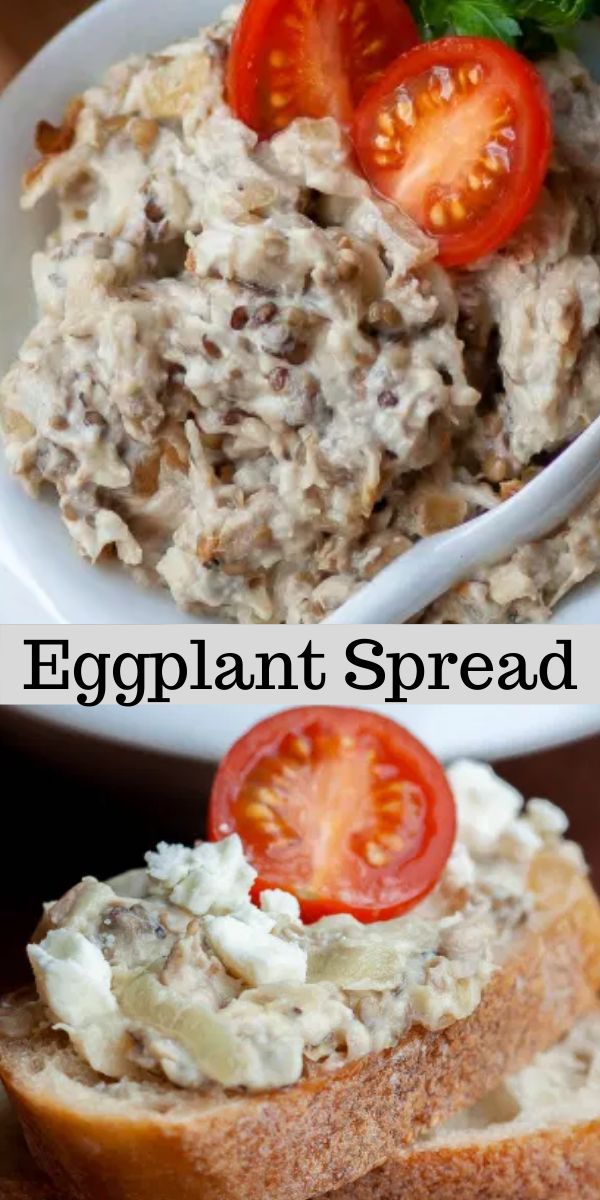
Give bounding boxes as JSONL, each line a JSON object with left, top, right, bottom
{"left": 26, "top": 716, "right": 584, "bottom": 1094}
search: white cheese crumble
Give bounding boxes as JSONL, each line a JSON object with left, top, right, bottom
{"left": 145, "top": 833, "right": 256, "bottom": 916}
{"left": 206, "top": 914, "right": 308, "bottom": 986}
{"left": 230, "top": 900, "right": 276, "bottom": 932}
{"left": 444, "top": 842, "right": 477, "bottom": 890}
{"left": 260, "top": 889, "right": 301, "bottom": 921}
{"left": 499, "top": 817, "right": 543, "bottom": 863}
{"left": 448, "top": 761, "right": 523, "bottom": 855}
{"left": 556, "top": 840, "right": 587, "bottom": 873}
{"left": 528, "top": 797, "right": 570, "bottom": 838}
{"left": 28, "top": 929, "right": 116, "bottom": 1025}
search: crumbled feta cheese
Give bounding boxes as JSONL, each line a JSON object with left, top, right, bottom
{"left": 206, "top": 915, "right": 308, "bottom": 986}
{"left": 443, "top": 842, "right": 476, "bottom": 890}
{"left": 139, "top": 1034, "right": 203, "bottom": 1090}
{"left": 447, "top": 761, "right": 523, "bottom": 855}
{"left": 28, "top": 929, "right": 116, "bottom": 1026}
{"left": 260, "top": 889, "right": 301, "bottom": 922}
{"left": 145, "top": 843, "right": 192, "bottom": 889}
{"left": 28, "top": 929, "right": 129, "bottom": 1078}
{"left": 558, "top": 840, "right": 588, "bottom": 873}
{"left": 527, "top": 798, "right": 569, "bottom": 838}
{"left": 499, "top": 818, "right": 543, "bottom": 863}
{"left": 230, "top": 901, "right": 276, "bottom": 933}
{"left": 145, "top": 834, "right": 256, "bottom": 917}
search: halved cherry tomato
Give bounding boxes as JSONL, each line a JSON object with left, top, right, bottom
{"left": 353, "top": 37, "right": 552, "bottom": 267}
{"left": 208, "top": 707, "right": 456, "bottom": 923}
{"left": 227, "top": 0, "right": 419, "bottom": 138}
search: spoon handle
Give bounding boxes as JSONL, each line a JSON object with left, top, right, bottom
{"left": 324, "top": 417, "right": 600, "bottom": 625}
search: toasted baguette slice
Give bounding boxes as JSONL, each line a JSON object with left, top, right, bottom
{"left": 330, "top": 1005, "right": 600, "bottom": 1200}
{"left": 0, "top": 1083, "right": 57, "bottom": 1199}
{"left": 4, "top": 1007, "right": 600, "bottom": 1200}
{"left": 1, "top": 853, "right": 600, "bottom": 1200}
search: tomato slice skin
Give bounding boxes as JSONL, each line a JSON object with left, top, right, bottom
{"left": 227, "top": 0, "right": 420, "bottom": 138}
{"left": 352, "top": 36, "right": 552, "bottom": 267}
{"left": 208, "top": 707, "right": 456, "bottom": 924}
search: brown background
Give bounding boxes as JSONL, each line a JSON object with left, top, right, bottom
{"left": 0, "top": 2, "right": 599, "bottom": 993}
{"left": 1, "top": 2, "right": 94, "bottom": 66}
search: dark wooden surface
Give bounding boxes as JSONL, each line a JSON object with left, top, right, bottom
{"left": 1, "top": 1, "right": 94, "bottom": 65}
{"left": 0, "top": 709, "right": 598, "bottom": 992}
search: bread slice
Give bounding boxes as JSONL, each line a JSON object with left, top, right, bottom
{"left": 0, "top": 1082, "right": 57, "bottom": 1199}
{"left": 4, "top": 1004, "right": 600, "bottom": 1200}
{"left": 329, "top": 1005, "right": 600, "bottom": 1200}
{"left": 1, "top": 852, "right": 599, "bottom": 1200}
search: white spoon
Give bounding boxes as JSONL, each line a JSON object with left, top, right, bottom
{"left": 324, "top": 415, "right": 600, "bottom": 625}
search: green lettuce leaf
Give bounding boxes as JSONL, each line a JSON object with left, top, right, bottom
{"left": 418, "top": 0, "right": 521, "bottom": 41}
{"left": 410, "top": 0, "right": 596, "bottom": 51}
{"left": 515, "top": 0, "right": 587, "bottom": 27}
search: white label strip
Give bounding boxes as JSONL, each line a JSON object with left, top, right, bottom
{"left": 0, "top": 625, "right": 598, "bottom": 706}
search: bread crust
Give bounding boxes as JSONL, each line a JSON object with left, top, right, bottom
{"left": 5, "top": 1124, "right": 600, "bottom": 1200}
{"left": 0, "top": 1086, "right": 57, "bottom": 1199}
{"left": 1, "top": 855, "right": 600, "bottom": 1200}
{"left": 330, "top": 1120, "right": 600, "bottom": 1200}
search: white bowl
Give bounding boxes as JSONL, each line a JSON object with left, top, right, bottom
{"left": 11, "top": 701, "right": 599, "bottom": 766}
{"left": 0, "top": 0, "right": 599, "bottom": 760}
{"left": 0, "top": 0, "right": 219, "bottom": 626}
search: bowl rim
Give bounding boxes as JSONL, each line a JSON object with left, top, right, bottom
{"left": 0, "top": 0, "right": 599, "bottom": 760}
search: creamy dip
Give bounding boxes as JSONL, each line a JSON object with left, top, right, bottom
{"left": 28, "top": 763, "right": 583, "bottom": 1093}
{"left": 2, "top": 10, "right": 600, "bottom": 622}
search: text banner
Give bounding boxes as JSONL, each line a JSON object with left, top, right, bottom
{"left": 0, "top": 625, "right": 598, "bottom": 706}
